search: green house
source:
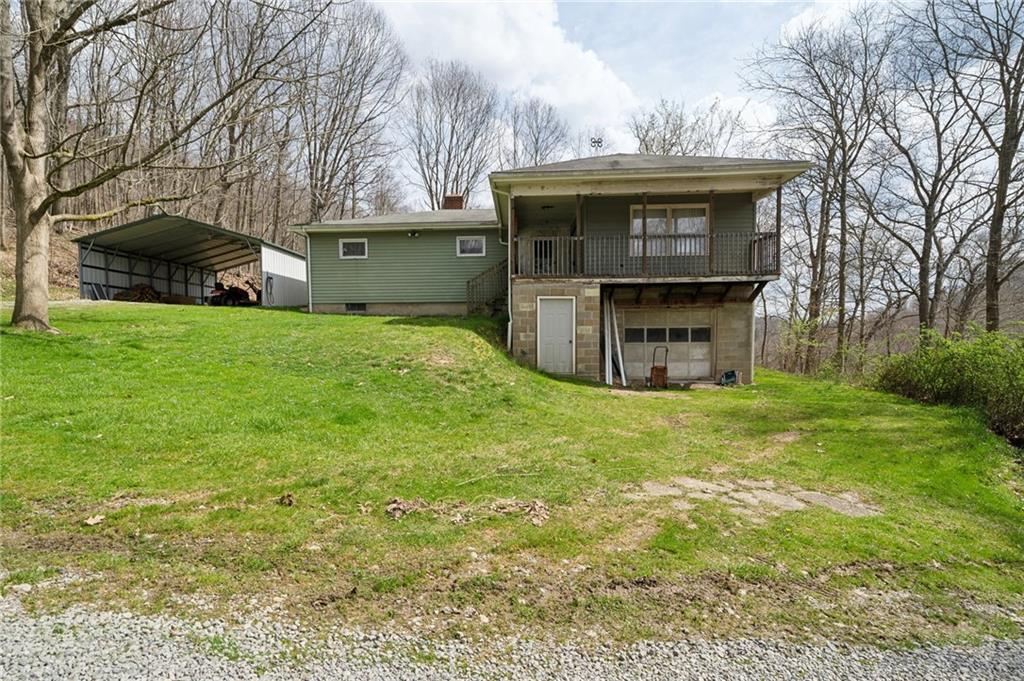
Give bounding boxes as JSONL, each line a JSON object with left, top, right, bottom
{"left": 293, "top": 154, "right": 809, "bottom": 385}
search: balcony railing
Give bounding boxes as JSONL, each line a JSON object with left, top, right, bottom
{"left": 515, "top": 232, "right": 779, "bottom": 278}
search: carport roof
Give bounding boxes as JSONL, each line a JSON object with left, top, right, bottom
{"left": 72, "top": 215, "right": 294, "bottom": 272}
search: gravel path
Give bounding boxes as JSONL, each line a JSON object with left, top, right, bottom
{"left": 2, "top": 595, "right": 1022, "bottom": 680}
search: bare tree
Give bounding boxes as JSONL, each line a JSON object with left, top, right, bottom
{"left": 910, "top": 0, "right": 1024, "bottom": 331}
{"left": 399, "top": 59, "right": 499, "bottom": 209}
{"left": 0, "top": 0, "right": 325, "bottom": 330}
{"left": 629, "top": 97, "right": 745, "bottom": 156}
{"left": 293, "top": 1, "right": 405, "bottom": 222}
{"left": 499, "top": 96, "right": 569, "bottom": 168}
{"left": 747, "top": 9, "right": 890, "bottom": 371}
{"left": 859, "top": 14, "right": 990, "bottom": 336}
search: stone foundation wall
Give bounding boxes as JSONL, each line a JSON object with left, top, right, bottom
{"left": 714, "top": 301, "right": 755, "bottom": 384}
{"left": 510, "top": 280, "right": 602, "bottom": 381}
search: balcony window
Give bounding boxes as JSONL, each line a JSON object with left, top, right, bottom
{"left": 630, "top": 204, "right": 708, "bottom": 256}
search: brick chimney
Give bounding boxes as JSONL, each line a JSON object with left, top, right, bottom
{"left": 441, "top": 194, "right": 464, "bottom": 210}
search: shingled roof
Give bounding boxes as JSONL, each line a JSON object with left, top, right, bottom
{"left": 490, "top": 153, "right": 810, "bottom": 177}
{"left": 294, "top": 208, "right": 497, "bottom": 233}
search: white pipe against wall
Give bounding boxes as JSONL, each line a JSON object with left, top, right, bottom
{"left": 603, "top": 293, "right": 613, "bottom": 386}
{"left": 610, "top": 294, "right": 626, "bottom": 385}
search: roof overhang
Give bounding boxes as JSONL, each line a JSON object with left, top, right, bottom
{"left": 292, "top": 221, "right": 498, "bottom": 235}
{"left": 72, "top": 215, "right": 294, "bottom": 271}
{"left": 489, "top": 161, "right": 812, "bottom": 228}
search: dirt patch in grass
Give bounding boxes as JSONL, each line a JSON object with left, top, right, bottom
{"left": 622, "top": 476, "right": 881, "bottom": 519}
{"left": 606, "top": 388, "right": 692, "bottom": 400}
{"left": 424, "top": 350, "right": 456, "bottom": 367}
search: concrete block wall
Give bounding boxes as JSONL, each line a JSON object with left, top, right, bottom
{"left": 510, "top": 279, "right": 602, "bottom": 381}
{"left": 714, "top": 300, "right": 755, "bottom": 384}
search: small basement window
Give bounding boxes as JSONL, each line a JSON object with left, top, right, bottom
{"left": 339, "top": 238, "right": 368, "bottom": 259}
{"left": 345, "top": 303, "right": 367, "bottom": 312}
{"left": 624, "top": 328, "right": 645, "bottom": 343}
{"left": 456, "top": 236, "right": 485, "bottom": 257}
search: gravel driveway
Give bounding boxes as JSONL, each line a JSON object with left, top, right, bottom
{"left": 2, "top": 595, "right": 1022, "bottom": 680}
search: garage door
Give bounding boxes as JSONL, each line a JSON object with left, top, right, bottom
{"left": 621, "top": 308, "right": 713, "bottom": 381}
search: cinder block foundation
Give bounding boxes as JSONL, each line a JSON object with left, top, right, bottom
{"left": 510, "top": 279, "right": 602, "bottom": 381}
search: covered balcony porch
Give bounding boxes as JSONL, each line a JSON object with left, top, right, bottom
{"left": 508, "top": 189, "right": 782, "bottom": 280}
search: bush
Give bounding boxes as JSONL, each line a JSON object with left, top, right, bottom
{"left": 874, "top": 330, "right": 1024, "bottom": 446}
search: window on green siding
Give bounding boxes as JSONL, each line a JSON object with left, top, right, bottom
{"left": 339, "top": 239, "right": 367, "bottom": 259}
{"left": 456, "top": 236, "right": 485, "bottom": 257}
{"left": 629, "top": 204, "right": 708, "bottom": 256}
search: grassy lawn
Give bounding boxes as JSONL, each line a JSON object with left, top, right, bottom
{"left": 1, "top": 302, "right": 1022, "bottom": 645}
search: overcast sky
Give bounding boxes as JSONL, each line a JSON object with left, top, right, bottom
{"left": 376, "top": 1, "right": 856, "bottom": 151}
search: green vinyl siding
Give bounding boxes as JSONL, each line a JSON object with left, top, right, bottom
{"left": 308, "top": 228, "right": 503, "bottom": 305}
{"left": 584, "top": 193, "right": 755, "bottom": 236}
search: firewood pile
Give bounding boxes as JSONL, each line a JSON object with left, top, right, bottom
{"left": 112, "top": 283, "right": 161, "bottom": 303}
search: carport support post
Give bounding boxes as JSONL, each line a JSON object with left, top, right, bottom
{"left": 199, "top": 268, "right": 206, "bottom": 304}
{"left": 103, "top": 250, "right": 111, "bottom": 299}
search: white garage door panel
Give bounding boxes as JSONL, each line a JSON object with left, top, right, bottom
{"left": 620, "top": 308, "right": 714, "bottom": 381}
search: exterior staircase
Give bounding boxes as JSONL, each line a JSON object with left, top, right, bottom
{"left": 466, "top": 258, "right": 508, "bottom": 316}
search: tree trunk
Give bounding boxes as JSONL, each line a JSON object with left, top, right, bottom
{"left": 835, "top": 180, "right": 848, "bottom": 373}
{"left": 985, "top": 147, "right": 1011, "bottom": 331}
{"left": 11, "top": 179, "right": 53, "bottom": 331}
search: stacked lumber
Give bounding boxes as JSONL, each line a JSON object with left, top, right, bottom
{"left": 112, "top": 283, "right": 161, "bottom": 303}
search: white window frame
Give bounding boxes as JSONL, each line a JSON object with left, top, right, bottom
{"left": 456, "top": 235, "right": 486, "bottom": 257}
{"left": 338, "top": 238, "right": 368, "bottom": 260}
{"left": 628, "top": 203, "right": 709, "bottom": 256}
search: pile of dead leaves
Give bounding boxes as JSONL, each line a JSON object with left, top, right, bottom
{"left": 385, "top": 497, "right": 427, "bottom": 520}
{"left": 384, "top": 497, "right": 549, "bottom": 526}
{"left": 490, "top": 498, "right": 550, "bottom": 526}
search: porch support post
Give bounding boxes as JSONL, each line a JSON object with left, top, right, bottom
{"left": 575, "top": 193, "right": 583, "bottom": 275}
{"left": 509, "top": 194, "right": 518, "bottom": 276}
{"left": 708, "top": 190, "right": 716, "bottom": 275}
{"left": 775, "top": 186, "right": 782, "bottom": 274}
{"left": 641, "top": 192, "right": 648, "bottom": 275}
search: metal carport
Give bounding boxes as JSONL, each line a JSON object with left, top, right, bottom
{"left": 72, "top": 214, "right": 305, "bottom": 305}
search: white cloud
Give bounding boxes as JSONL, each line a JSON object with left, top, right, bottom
{"left": 377, "top": 1, "right": 639, "bottom": 151}
{"left": 781, "top": 0, "right": 858, "bottom": 38}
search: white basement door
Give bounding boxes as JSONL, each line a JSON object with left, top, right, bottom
{"left": 621, "top": 308, "right": 713, "bottom": 381}
{"left": 537, "top": 297, "right": 575, "bottom": 374}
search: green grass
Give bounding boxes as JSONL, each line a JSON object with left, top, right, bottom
{"left": 2, "top": 302, "right": 1022, "bottom": 644}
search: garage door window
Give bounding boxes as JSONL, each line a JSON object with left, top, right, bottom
{"left": 645, "top": 327, "right": 667, "bottom": 342}
{"left": 691, "top": 327, "right": 711, "bottom": 342}
{"left": 669, "top": 327, "right": 689, "bottom": 342}
{"left": 624, "top": 327, "right": 645, "bottom": 343}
